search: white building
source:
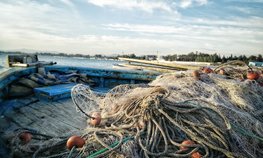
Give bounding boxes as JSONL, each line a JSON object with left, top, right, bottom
{"left": 249, "top": 61, "right": 263, "bottom": 67}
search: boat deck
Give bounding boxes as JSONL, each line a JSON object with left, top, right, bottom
{"left": 0, "top": 65, "right": 159, "bottom": 157}
{"left": 0, "top": 97, "right": 88, "bottom": 156}
{"left": 2, "top": 97, "right": 86, "bottom": 135}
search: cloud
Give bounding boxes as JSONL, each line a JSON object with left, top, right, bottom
{"left": 0, "top": 0, "right": 86, "bottom": 36}
{"left": 105, "top": 18, "right": 263, "bottom": 37}
{"left": 0, "top": 32, "right": 189, "bottom": 54}
{"left": 227, "top": 0, "right": 263, "bottom": 3}
{"left": 190, "top": 17, "right": 263, "bottom": 28}
{"left": 195, "top": 0, "right": 208, "bottom": 5}
{"left": 105, "top": 23, "right": 184, "bottom": 34}
{"left": 87, "top": 0, "right": 209, "bottom": 11}
{"left": 59, "top": 0, "right": 75, "bottom": 8}
{"left": 180, "top": 0, "right": 192, "bottom": 8}
{"left": 104, "top": 19, "right": 263, "bottom": 55}
{"left": 231, "top": 6, "right": 251, "bottom": 14}
{"left": 0, "top": 0, "right": 261, "bottom": 56}
{"left": 87, "top": 0, "right": 173, "bottom": 13}
{"left": 179, "top": 0, "right": 208, "bottom": 8}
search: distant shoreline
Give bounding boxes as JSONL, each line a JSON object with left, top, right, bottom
{"left": 0, "top": 51, "right": 118, "bottom": 60}
{"left": 1, "top": 50, "right": 262, "bottom": 64}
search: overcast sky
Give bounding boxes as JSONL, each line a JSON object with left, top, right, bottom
{"left": 0, "top": 0, "right": 262, "bottom": 56}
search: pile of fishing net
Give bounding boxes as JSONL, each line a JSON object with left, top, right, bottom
{"left": 212, "top": 60, "right": 263, "bottom": 83}
{"left": 8, "top": 68, "right": 263, "bottom": 158}
{"left": 69, "top": 70, "right": 263, "bottom": 158}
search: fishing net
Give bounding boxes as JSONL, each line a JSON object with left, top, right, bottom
{"left": 71, "top": 84, "right": 102, "bottom": 117}
{"left": 7, "top": 68, "right": 263, "bottom": 158}
{"left": 213, "top": 60, "right": 263, "bottom": 80}
{"left": 148, "top": 72, "right": 263, "bottom": 158}
{"left": 70, "top": 71, "right": 263, "bottom": 158}
{"left": 6, "top": 128, "right": 70, "bottom": 158}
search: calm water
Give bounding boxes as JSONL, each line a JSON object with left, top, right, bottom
{"left": 0, "top": 54, "right": 7, "bottom": 67}
{"left": 0, "top": 54, "right": 124, "bottom": 74}
{"left": 38, "top": 55, "right": 123, "bottom": 68}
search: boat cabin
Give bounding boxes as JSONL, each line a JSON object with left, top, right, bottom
{"left": 7, "top": 54, "right": 56, "bottom": 67}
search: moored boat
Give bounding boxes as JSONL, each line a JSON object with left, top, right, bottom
{"left": 1, "top": 56, "right": 263, "bottom": 158}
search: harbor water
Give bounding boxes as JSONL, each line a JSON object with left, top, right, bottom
{"left": 0, "top": 54, "right": 124, "bottom": 74}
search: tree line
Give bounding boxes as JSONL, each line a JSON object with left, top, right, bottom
{"left": 116, "top": 52, "right": 263, "bottom": 63}
{"left": 162, "top": 52, "right": 263, "bottom": 63}
{"left": 0, "top": 51, "right": 112, "bottom": 59}
{"left": 1, "top": 50, "right": 262, "bottom": 63}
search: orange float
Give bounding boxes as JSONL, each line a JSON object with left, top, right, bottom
{"left": 90, "top": 112, "right": 102, "bottom": 126}
{"left": 180, "top": 140, "right": 202, "bottom": 158}
{"left": 180, "top": 140, "right": 195, "bottom": 151}
{"left": 219, "top": 68, "right": 226, "bottom": 75}
{"left": 19, "top": 132, "right": 32, "bottom": 144}
{"left": 66, "top": 135, "right": 85, "bottom": 150}
{"left": 191, "top": 151, "right": 202, "bottom": 158}
{"left": 202, "top": 67, "right": 213, "bottom": 74}
{"left": 247, "top": 71, "right": 259, "bottom": 80}
{"left": 192, "top": 70, "right": 200, "bottom": 80}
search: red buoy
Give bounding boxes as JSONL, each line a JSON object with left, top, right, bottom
{"left": 90, "top": 112, "right": 101, "bottom": 126}
{"left": 192, "top": 70, "right": 200, "bottom": 80}
{"left": 202, "top": 67, "right": 213, "bottom": 74}
{"left": 66, "top": 135, "right": 85, "bottom": 150}
{"left": 219, "top": 68, "right": 226, "bottom": 75}
{"left": 19, "top": 132, "right": 32, "bottom": 144}
{"left": 191, "top": 151, "right": 202, "bottom": 158}
{"left": 180, "top": 140, "right": 195, "bottom": 151}
{"left": 247, "top": 71, "right": 259, "bottom": 80}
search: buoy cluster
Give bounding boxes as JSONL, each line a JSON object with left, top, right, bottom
{"left": 191, "top": 66, "right": 263, "bottom": 85}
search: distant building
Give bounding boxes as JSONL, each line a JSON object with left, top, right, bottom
{"left": 249, "top": 61, "right": 263, "bottom": 67}
{"left": 145, "top": 55, "right": 157, "bottom": 60}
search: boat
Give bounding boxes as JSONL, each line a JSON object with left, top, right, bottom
{"left": 1, "top": 56, "right": 262, "bottom": 158}
{"left": 7, "top": 54, "right": 56, "bottom": 67}
{"left": 0, "top": 55, "right": 160, "bottom": 157}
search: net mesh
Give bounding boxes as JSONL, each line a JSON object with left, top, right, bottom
{"left": 70, "top": 71, "right": 263, "bottom": 157}
{"left": 7, "top": 69, "right": 263, "bottom": 158}
{"left": 71, "top": 84, "right": 101, "bottom": 115}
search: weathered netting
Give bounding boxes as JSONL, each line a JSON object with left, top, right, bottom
{"left": 213, "top": 60, "right": 263, "bottom": 80}
{"left": 213, "top": 60, "right": 249, "bottom": 80}
{"left": 9, "top": 70, "right": 263, "bottom": 158}
{"left": 70, "top": 71, "right": 263, "bottom": 157}
{"left": 7, "top": 128, "right": 71, "bottom": 158}
{"left": 71, "top": 84, "right": 102, "bottom": 117}
{"left": 148, "top": 72, "right": 263, "bottom": 158}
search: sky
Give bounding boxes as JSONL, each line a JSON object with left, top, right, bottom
{"left": 0, "top": 0, "right": 263, "bottom": 56}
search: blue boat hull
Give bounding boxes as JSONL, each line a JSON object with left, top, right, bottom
{"left": 0, "top": 65, "right": 160, "bottom": 101}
